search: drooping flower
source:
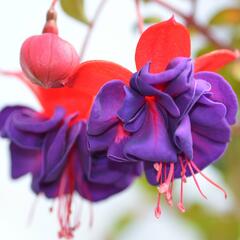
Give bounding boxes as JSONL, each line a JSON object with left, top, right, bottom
{"left": 0, "top": 61, "right": 142, "bottom": 238}
{"left": 87, "top": 17, "right": 238, "bottom": 217}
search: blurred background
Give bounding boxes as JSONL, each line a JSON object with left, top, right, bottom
{"left": 0, "top": 0, "right": 240, "bottom": 239}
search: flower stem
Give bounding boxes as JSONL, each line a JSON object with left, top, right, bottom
{"left": 135, "top": 0, "right": 144, "bottom": 34}
{"left": 152, "top": 0, "right": 231, "bottom": 49}
{"left": 79, "top": 0, "right": 107, "bottom": 60}
{"left": 51, "top": 0, "right": 58, "bottom": 9}
{"left": 190, "top": 0, "right": 197, "bottom": 17}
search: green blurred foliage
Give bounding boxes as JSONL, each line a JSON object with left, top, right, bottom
{"left": 60, "top": 0, "right": 89, "bottom": 25}
{"left": 209, "top": 8, "right": 240, "bottom": 26}
{"left": 183, "top": 204, "right": 240, "bottom": 240}
{"left": 105, "top": 212, "right": 138, "bottom": 240}
{"left": 143, "top": 16, "right": 161, "bottom": 25}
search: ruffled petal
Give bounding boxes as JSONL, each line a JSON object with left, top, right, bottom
{"left": 88, "top": 80, "right": 125, "bottom": 135}
{"left": 40, "top": 114, "right": 80, "bottom": 183}
{"left": 0, "top": 106, "right": 26, "bottom": 135}
{"left": 174, "top": 79, "right": 211, "bottom": 118}
{"left": 1, "top": 107, "right": 64, "bottom": 149}
{"left": 174, "top": 96, "right": 231, "bottom": 178}
{"left": 31, "top": 174, "right": 63, "bottom": 198}
{"left": 174, "top": 115, "right": 193, "bottom": 160}
{"left": 108, "top": 134, "right": 131, "bottom": 162}
{"left": 87, "top": 155, "right": 140, "bottom": 184}
{"left": 10, "top": 143, "right": 40, "bottom": 179}
{"left": 118, "top": 86, "right": 145, "bottom": 123}
{"left": 123, "top": 105, "right": 147, "bottom": 133}
{"left": 194, "top": 71, "right": 238, "bottom": 125}
{"left": 144, "top": 162, "right": 158, "bottom": 185}
{"left": 124, "top": 103, "right": 177, "bottom": 163}
{"left": 190, "top": 95, "right": 230, "bottom": 143}
{"left": 13, "top": 106, "right": 65, "bottom": 132}
{"left": 88, "top": 126, "right": 117, "bottom": 153}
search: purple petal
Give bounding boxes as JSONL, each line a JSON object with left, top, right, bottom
{"left": 0, "top": 106, "right": 26, "bottom": 136}
{"left": 165, "top": 58, "right": 194, "bottom": 97}
{"left": 118, "top": 86, "right": 145, "bottom": 123}
{"left": 174, "top": 115, "right": 193, "bottom": 160}
{"left": 40, "top": 115, "right": 81, "bottom": 183}
{"left": 190, "top": 95, "right": 230, "bottom": 143}
{"left": 14, "top": 107, "right": 65, "bottom": 133}
{"left": 2, "top": 107, "right": 65, "bottom": 149}
{"left": 88, "top": 80, "right": 125, "bottom": 135}
{"left": 88, "top": 125, "right": 117, "bottom": 153}
{"left": 124, "top": 103, "right": 177, "bottom": 163}
{"left": 174, "top": 96, "right": 231, "bottom": 178}
{"left": 87, "top": 155, "right": 140, "bottom": 184}
{"left": 175, "top": 79, "right": 211, "bottom": 118}
{"left": 10, "top": 143, "right": 40, "bottom": 179}
{"left": 144, "top": 162, "right": 158, "bottom": 185}
{"left": 194, "top": 71, "right": 238, "bottom": 125}
{"left": 108, "top": 134, "right": 131, "bottom": 162}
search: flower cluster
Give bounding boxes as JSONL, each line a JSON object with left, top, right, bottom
{"left": 0, "top": 18, "right": 238, "bottom": 238}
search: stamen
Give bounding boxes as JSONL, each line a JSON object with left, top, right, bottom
{"left": 187, "top": 161, "right": 207, "bottom": 199}
{"left": 165, "top": 177, "right": 174, "bottom": 207}
{"left": 179, "top": 156, "right": 187, "bottom": 183}
{"left": 57, "top": 153, "right": 79, "bottom": 239}
{"left": 178, "top": 157, "right": 186, "bottom": 213}
{"left": 164, "top": 163, "right": 167, "bottom": 182}
{"left": 154, "top": 163, "right": 163, "bottom": 182}
{"left": 154, "top": 192, "right": 161, "bottom": 219}
{"left": 177, "top": 177, "right": 186, "bottom": 213}
{"left": 158, "top": 163, "right": 174, "bottom": 194}
{"left": 190, "top": 161, "right": 227, "bottom": 199}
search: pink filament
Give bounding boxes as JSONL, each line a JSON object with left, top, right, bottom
{"left": 165, "top": 177, "right": 174, "bottom": 207}
{"left": 153, "top": 156, "right": 227, "bottom": 219}
{"left": 57, "top": 154, "right": 79, "bottom": 239}
{"left": 154, "top": 163, "right": 163, "bottom": 182}
{"left": 190, "top": 161, "right": 227, "bottom": 199}
{"left": 158, "top": 163, "right": 174, "bottom": 194}
{"left": 187, "top": 161, "right": 207, "bottom": 199}
{"left": 155, "top": 193, "right": 162, "bottom": 218}
{"left": 177, "top": 177, "right": 186, "bottom": 213}
{"left": 177, "top": 157, "right": 186, "bottom": 213}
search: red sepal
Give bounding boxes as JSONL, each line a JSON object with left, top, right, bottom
{"left": 71, "top": 60, "right": 132, "bottom": 96}
{"left": 7, "top": 61, "right": 132, "bottom": 119}
{"left": 135, "top": 17, "right": 191, "bottom": 73}
{"left": 194, "top": 49, "right": 239, "bottom": 72}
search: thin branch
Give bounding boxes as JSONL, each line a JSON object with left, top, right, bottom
{"left": 51, "top": 0, "right": 58, "bottom": 8}
{"left": 190, "top": 0, "right": 197, "bottom": 17}
{"left": 152, "top": 0, "right": 231, "bottom": 49}
{"left": 79, "top": 0, "right": 107, "bottom": 60}
{"left": 135, "top": 0, "right": 144, "bottom": 34}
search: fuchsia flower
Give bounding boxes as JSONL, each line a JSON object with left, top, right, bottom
{"left": 0, "top": 63, "right": 141, "bottom": 238}
{"left": 87, "top": 17, "right": 239, "bottom": 217}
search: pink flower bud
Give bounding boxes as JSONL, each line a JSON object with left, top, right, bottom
{"left": 20, "top": 33, "right": 79, "bottom": 88}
